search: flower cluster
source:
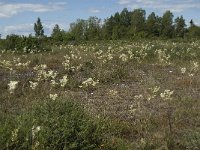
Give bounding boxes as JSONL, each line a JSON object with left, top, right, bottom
{"left": 147, "top": 86, "right": 160, "bottom": 101}
{"left": 160, "top": 90, "right": 174, "bottom": 101}
{"left": 29, "top": 81, "right": 38, "bottom": 90}
{"left": 80, "top": 78, "right": 99, "bottom": 88}
{"left": 49, "top": 94, "right": 58, "bottom": 100}
{"left": 181, "top": 67, "right": 186, "bottom": 74}
{"left": 59, "top": 75, "right": 68, "bottom": 87}
{"left": 156, "top": 49, "right": 171, "bottom": 65}
{"left": 119, "top": 54, "right": 128, "bottom": 62}
{"left": 8, "top": 81, "right": 19, "bottom": 94}
{"left": 32, "top": 125, "right": 41, "bottom": 139}
{"left": 108, "top": 89, "right": 118, "bottom": 97}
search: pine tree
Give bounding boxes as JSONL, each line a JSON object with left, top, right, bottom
{"left": 34, "top": 17, "right": 44, "bottom": 38}
{"left": 190, "top": 19, "right": 195, "bottom": 27}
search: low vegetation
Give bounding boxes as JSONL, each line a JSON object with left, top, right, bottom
{"left": 1, "top": 40, "right": 200, "bottom": 149}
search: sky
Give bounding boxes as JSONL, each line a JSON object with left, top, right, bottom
{"left": 0, "top": 0, "right": 200, "bottom": 38}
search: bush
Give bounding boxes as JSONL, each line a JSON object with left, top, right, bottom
{"left": 4, "top": 34, "right": 51, "bottom": 53}
{"left": 0, "top": 99, "right": 107, "bottom": 150}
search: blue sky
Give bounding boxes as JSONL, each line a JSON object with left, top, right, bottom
{"left": 0, "top": 0, "right": 200, "bottom": 38}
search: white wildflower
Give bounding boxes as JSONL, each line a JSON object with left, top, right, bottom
{"left": 50, "top": 94, "right": 58, "bottom": 100}
{"left": 50, "top": 80, "right": 58, "bottom": 86}
{"left": 108, "top": 89, "right": 118, "bottom": 96}
{"left": 152, "top": 86, "right": 160, "bottom": 93}
{"left": 11, "top": 128, "right": 19, "bottom": 142}
{"left": 32, "top": 126, "right": 41, "bottom": 139}
{"left": 107, "top": 53, "right": 113, "bottom": 60}
{"left": 160, "top": 90, "right": 174, "bottom": 101}
{"left": 108, "top": 46, "right": 112, "bottom": 50}
{"left": 147, "top": 86, "right": 160, "bottom": 101}
{"left": 188, "top": 73, "right": 194, "bottom": 77}
{"left": 29, "top": 81, "right": 38, "bottom": 90}
{"left": 134, "top": 94, "right": 143, "bottom": 100}
{"left": 81, "top": 78, "right": 99, "bottom": 87}
{"left": 181, "top": 67, "right": 186, "bottom": 74}
{"left": 59, "top": 75, "right": 68, "bottom": 87}
{"left": 191, "top": 61, "right": 199, "bottom": 72}
{"left": 119, "top": 54, "right": 128, "bottom": 62}
{"left": 129, "top": 105, "right": 137, "bottom": 114}
{"left": 33, "top": 64, "right": 47, "bottom": 70}
{"left": 8, "top": 81, "right": 19, "bottom": 94}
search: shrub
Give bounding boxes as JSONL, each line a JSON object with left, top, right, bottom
{"left": 4, "top": 34, "right": 51, "bottom": 53}
{"left": 0, "top": 99, "right": 107, "bottom": 150}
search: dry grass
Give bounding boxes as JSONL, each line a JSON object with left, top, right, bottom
{"left": 1, "top": 40, "right": 200, "bottom": 149}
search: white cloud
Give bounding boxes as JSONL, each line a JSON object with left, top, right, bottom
{"left": 0, "top": 22, "right": 68, "bottom": 38}
{"left": 89, "top": 8, "right": 101, "bottom": 13}
{"left": 0, "top": 2, "right": 67, "bottom": 18}
{"left": 1, "top": 24, "right": 34, "bottom": 37}
{"left": 117, "top": 0, "right": 200, "bottom": 12}
{"left": 118, "top": 0, "right": 131, "bottom": 5}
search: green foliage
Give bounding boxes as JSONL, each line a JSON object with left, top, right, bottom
{"left": 178, "top": 129, "right": 200, "bottom": 149}
{"left": 130, "top": 8, "right": 146, "bottom": 36}
{"left": 174, "top": 16, "right": 186, "bottom": 38}
{"left": 4, "top": 34, "right": 51, "bottom": 53}
{"left": 0, "top": 99, "right": 107, "bottom": 149}
{"left": 161, "top": 10, "right": 174, "bottom": 38}
{"left": 5, "top": 34, "right": 22, "bottom": 50}
{"left": 69, "top": 19, "right": 88, "bottom": 41}
{"left": 119, "top": 8, "right": 132, "bottom": 38}
{"left": 69, "top": 17, "right": 102, "bottom": 41}
{"left": 146, "top": 12, "right": 161, "bottom": 37}
{"left": 1, "top": 40, "right": 200, "bottom": 149}
{"left": 1, "top": 8, "right": 200, "bottom": 47}
{"left": 34, "top": 17, "right": 44, "bottom": 37}
{"left": 86, "top": 16, "right": 102, "bottom": 40}
{"left": 188, "top": 26, "right": 200, "bottom": 38}
{"left": 102, "top": 16, "right": 114, "bottom": 40}
{"left": 51, "top": 24, "right": 67, "bottom": 45}
{"left": 65, "top": 8, "right": 199, "bottom": 40}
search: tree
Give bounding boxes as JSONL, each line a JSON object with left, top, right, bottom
{"left": 111, "top": 12, "right": 121, "bottom": 39}
{"left": 69, "top": 19, "right": 88, "bottom": 41}
{"left": 188, "top": 20, "right": 200, "bottom": 38}
{"left": 34, "top": 17, "right": 44, "bottom": 37}
{"left": 174, "top": 16, "right": 186, "bottom": 38}
{"left": 119, "top": 8, "right": 132, "bottom": 38}
{"left": 5, "top": 34, "right": 22, "bottom": 50}
{"left": 161, "top": 11, "right": 174, "bottom": 38}
{"left": 146, "top": 12, "right": 161, "bottom": 37}
{"left": 102, "top": 16, "right": 114, "bottom": 40}
{"left": 86, "top": 16, "right": 101, "bottom": 40}
{"left": 130, "top": 9, "right": 146, "bottom": 36}
{"left": 112, "top": 25, "right": 121, "bottom": 40}
{"left": 51, "top": 24, "right": 64, "bottom": 43}
{"left": 190, "top": 19, "right": 195, "bottom": 27}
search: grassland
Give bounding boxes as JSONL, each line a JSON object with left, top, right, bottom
{"left": 1, "top": 40, "right": 200, "bottom": 149}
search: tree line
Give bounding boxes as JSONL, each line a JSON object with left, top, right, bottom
{"left": 1, "top": 8, "right": 200, "bottom": 52}
{"left": 68, "top": 8, "right": 200, "bottom": 40}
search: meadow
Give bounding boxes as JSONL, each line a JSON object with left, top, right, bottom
{"left": 1, "top": 39, "right": 200, "bottom": 149}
